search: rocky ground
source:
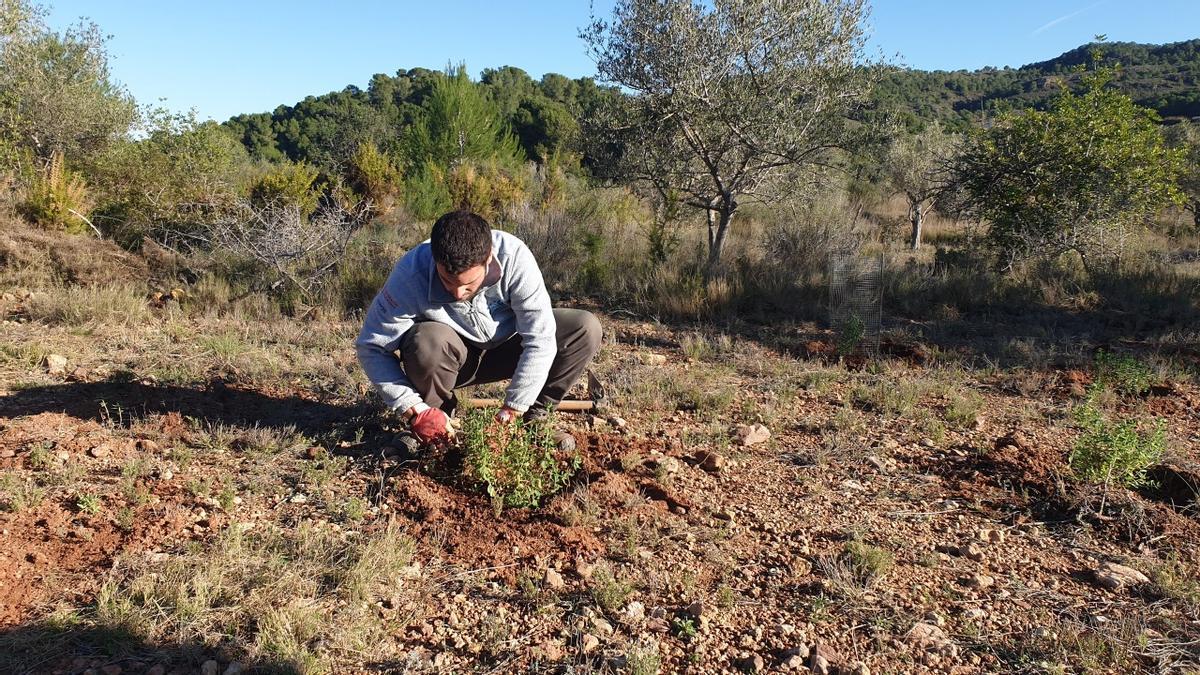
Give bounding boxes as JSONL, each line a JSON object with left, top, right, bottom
{"left": 1, "top": 289, "right": 1199, "bottom": 674}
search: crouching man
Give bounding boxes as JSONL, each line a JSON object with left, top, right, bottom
{"left": 355, "top": 210, "right": 602, "bottom": 450}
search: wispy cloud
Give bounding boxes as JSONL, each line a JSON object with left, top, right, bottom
{"left": 1032, "top": 0, "right": 1106, "bottom": 36}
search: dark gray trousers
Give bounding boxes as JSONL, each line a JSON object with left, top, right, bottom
{"left": 399, "top": 308, "right": 601, "bottom": 414}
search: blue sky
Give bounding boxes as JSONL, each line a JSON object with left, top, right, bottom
{"left": 45, "top": 1, "right": 1200, "bottom": 122}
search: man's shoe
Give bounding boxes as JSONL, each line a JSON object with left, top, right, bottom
{"left": 383, "top": 430, "right": 422, "bottom": 460}
{"left": 523, "top": 406, "right": 577, "bottom": 453}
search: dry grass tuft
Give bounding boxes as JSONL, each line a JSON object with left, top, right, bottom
{"left": 76, "top": 521, "right": 416, "bottom": 672}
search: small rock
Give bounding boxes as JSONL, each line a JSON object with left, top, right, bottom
{"left": 100, "top": 665, "right": 122, "bottom": 675}
{"left": 43, "top": 354, "right": 68, "bottom": 375}
{"left": 908, "top": 622, "right": 957, "bottom": 657}
{"left": 960, "top": 543, "right": 984, "bottom": 562}
{"left": 960, "top": 574, "right": 995, "bottom": 589}
{"left": 848, "top": 663, "right": 870, "bottom": 675}
{"left": 223, "top": 664, "right": 244, "bottom": 675}
{"left": 146, "top": 666, "right": 166, "bottom": 675}
{"left": 810, "top": 654, "right": 831, "bottom": 675}
{"left": 0, "top": 448, "right": 14, "bottom": 459}
{"left": 591, "top": 617, "right": 614, "bottom": 637}
{"left": 574, "top": 558, "right": 595, "bottom": 580}
{"left": 581, "top": 633, "right": 600, "bottom": 653}
{"left": 534, "top": 640, "right": 564, "bottom": 662}
{"left": 543, "top": 567, "right": 566, "bottom": 590}
{"left": 978, "top": 528, "right": 1005, "bottom": 544}
{"left": 637, "top": 352, "right": 668, "bottom": 366}
{"left": 866, "top": 455, "right": 894, "bottom": 472}
{"left": 742, "top": 654, "right": 765, "bottom": 673}
{"left": 840, "top": 479, "right": 866, "bottom": 492}
{"left": 696, "top": 451, "right": 727, "bottom": 473}
{"left": 785, "top": 644, "right": 809, "bottom": 660}
{"left": 1095, "top": 561, "right": 1151, "bottom": 590}
{"left": 923, "top": 611, "right": 945, "bottom": 627}
{"left": 920, "top": 437, "right": 936, "bottom": 448}
{"left": 624, "top": 601, "right": 646, "bottom": 622}
{"left": 963, "top": 608, "right": 988, "bottom": 620}
{"left": 607, "top": 416, "right": 628, "bottom": 429}
{"left": 735, "top": 424, "right": 771, "bottom": 447}
{"left": 685, "top": 600, "right": 708, "bottom": 619}
{"left": 782, "top": 654, "right": 806, "bottom": 670}
{"left": 288, "top": 493, "right": 308, "bottom": 504}
{"left": 201, "top": 661, "right": 220, "bottom": 675}
{"left": 88, "top": 444, "right": 110, "bottom": 458}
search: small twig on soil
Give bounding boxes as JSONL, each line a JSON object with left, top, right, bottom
{"left": 442, "top": 562, "right": 521, "bottom": 580}
{"left": 884, "top": 508, "right": 960, "bottom": 517}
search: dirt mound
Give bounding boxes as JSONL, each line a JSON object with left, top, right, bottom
{"left": 0, "top": 221, "right": 150, "bottom": 287}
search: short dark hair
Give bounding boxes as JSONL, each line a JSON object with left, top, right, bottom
{"left": 430, "top": 210, "right": 492, "bottom": 274}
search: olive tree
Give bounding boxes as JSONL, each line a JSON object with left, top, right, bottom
{"left": 882, "top": 122, "right": 957, "bottom": 249}
{"left": 582, "top": 0, "right": 879, "bottom": 279}
{"left": 954, "top": 67, "right": 1183, "bottom": 270}
{"left": 0, "top": 0, "right": 135, "bottom": 169}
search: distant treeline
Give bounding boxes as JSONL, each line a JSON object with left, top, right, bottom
{"left": 221, "top": 39, "right": 1200, "bottom": 171}
{"left": 222, "top": 67, "right": 620, "bottom": 175}
{"left": 874, "top": 39, "right": 1200, "bottom": 132}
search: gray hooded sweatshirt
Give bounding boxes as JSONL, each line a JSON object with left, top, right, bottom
{"left": 355, "top": 230, "right": 555, "bottom": 414}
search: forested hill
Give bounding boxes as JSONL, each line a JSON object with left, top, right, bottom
{"left": 875, "top": 39, "right": 1200, "bottom": 131}
{"left": 222, "top": 66, "right": 615, "bottom": 174}
{"left": 221, "top": 40, "right": 1198, "bottom": 171}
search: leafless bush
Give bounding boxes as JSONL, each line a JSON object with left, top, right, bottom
{"left": 203, "top": 197, "right": 373, "bottom": 302}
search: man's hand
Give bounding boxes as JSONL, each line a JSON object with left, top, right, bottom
{"left": 411, "top": 407, "right": 451, "bottom": 445}
{"left": 494, "top": 406, "right": 521, "bottom": 424}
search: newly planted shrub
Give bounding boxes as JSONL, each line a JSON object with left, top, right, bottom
{"left": 460, "top": 408, "right": 580, "bottom": 512}
{"left": 1070, "top": 396, "right": 1166, "bottom": 489}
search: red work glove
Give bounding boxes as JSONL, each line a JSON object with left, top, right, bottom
{"left": 410, "top": 407, "right": 451, "bottom": 445}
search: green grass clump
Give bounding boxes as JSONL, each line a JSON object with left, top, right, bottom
{"left": 461, "top": 408, "right": 580, "bottom": 512}
{"left": 843, "top": 539, "right": 894, "bottom": 584}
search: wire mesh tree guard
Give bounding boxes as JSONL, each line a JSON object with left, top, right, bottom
{"left": 828, "top": 252, "right": 883, "bottom": 357}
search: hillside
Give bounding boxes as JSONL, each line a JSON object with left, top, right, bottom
{"left": 875, "top": 39, "right": 1200, "bottom": 131}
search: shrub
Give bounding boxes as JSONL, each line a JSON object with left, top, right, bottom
{"left": 347, "top": 142, "right": 401, "bottom": 207}
{"left": 445, "top": 160, "right": 528, "bottom": 224}
{"left": 1070, "top": 396, "right": 1166, "bottom": 489}
{"left": 460, "top": 407, "right": 580, "bottom": 512}
{"left": 249, "top": 160, "right": 320, "bottom": 217}
{"left": 1093, "top": 350, "right": 1155, "bottom": 397}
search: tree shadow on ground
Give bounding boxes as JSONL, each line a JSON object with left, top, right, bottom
{"left": 0, "top": 622, "right": 301, "bottom": 675}
{"left": 0, "top": 378, "right": 377, "bottom": 437}
{"left": 638, "top": 269, "right": 1200, "bottom": 371}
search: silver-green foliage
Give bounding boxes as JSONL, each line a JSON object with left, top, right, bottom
{"left": 582, "top": 0, "right": 880, "bottom": 277}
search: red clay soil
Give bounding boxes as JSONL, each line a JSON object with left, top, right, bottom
{"left": 0, "top": 414, "right": 201, "bottom": 627}
{"left": 380, "top": 432, "right": 695, "bottom": 578}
